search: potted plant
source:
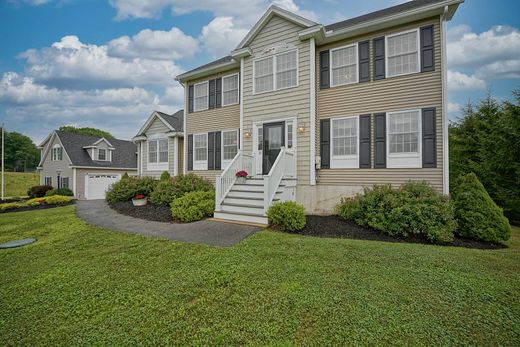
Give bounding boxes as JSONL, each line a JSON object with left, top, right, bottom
{"left": 235, "top": 170, "right": 248, "bottom": 184}
{"left": 132, "top": 194, "right": 147, "bottom": 206}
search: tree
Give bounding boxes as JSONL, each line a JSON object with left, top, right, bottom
{"left": 58, "top": 126, "right": 114, "bottom": 139}
{"left": 2, "top": 130, "right": 40, "bottom": 171}
{"left": 449, "top": 90, "right": 520, "bottom": 225}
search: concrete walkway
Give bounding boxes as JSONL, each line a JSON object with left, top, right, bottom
{"left": 76, "top": 200, "right": 261, "bottom": 247}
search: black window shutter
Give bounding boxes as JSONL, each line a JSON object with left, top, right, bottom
{"left": 373, "top": 37, "right": 385, "bottom": 80}
{"left": 215, "top": 78, "right": 222, "bottom": 108}
{"left": 208, "top": 132, "right": 215, "bottom": 170}
{"left": 421, "top": 25, "right": 435, "bottom": 72}
{"left": 359, "top": 114, "right": 371, "bottom": 168}
{"left": 215, "top": 131, "right": 222, "bottom": 170}
{"left": 422, "top": 108, "right": 437, "bottom": 167}
{"left": 358, "top": 41, "right": 370, "bottom": 83}
{"left": 319, "top": 50, "right": 330, "bottom": 89}
{"left": 208, "top": 79, "right": 216, "bottom": 109}
{"left": 188, "top": 85, "right": 194, "bottom": 113}
{"left": 374, "top": 113, "right": 386, "bottom": 168}
{"left": 187, "top": 134, "right": 193, "bottom": 170}
{"left": 320, "top": 119, "right": 330, "bottom": 169}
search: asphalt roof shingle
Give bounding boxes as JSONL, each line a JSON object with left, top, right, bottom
{"left": 56, "top": 131, "right": 137, "bottom": 169}
{"left": 157, "top": 110, "right": 183, "bottom": 131}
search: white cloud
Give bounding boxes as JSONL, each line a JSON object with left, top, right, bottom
{"left": 199, "top": 17, "right": 249, "bottom": 57}
{"left": 447, "top": 70, "right": 486, "bottom": 91}
{"left": 108, "top": 27, "right": 199, "bottom": 60}
{"left": 448, "top": 102, "right": 461, "bottom": 113}
{"left": 19, "top": 35, "right": 183, "bottom": 89}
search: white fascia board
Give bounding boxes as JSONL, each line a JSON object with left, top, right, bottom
{"left": 175, "top": 60, "right": 238, "bottom": 83}
{"left": 136, "top": 111, "right": 175, "bottom": 136}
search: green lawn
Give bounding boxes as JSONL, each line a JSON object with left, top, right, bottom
{"left": 3, "top": 172, "right": 39, "bottom": 197}
{"left": 1, "top": 207, "right": 519, "bottom": 346}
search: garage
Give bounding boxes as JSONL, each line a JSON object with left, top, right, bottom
{"left": 84, "top": 174, "right": 121, "bottom": 200}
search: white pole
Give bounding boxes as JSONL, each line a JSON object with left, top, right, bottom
{"left": 1, "top": 123, "right": 4, "bottom": 200}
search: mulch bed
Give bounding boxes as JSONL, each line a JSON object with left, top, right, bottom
{"left": 0, "top": 201, "right": 75, "bottom": 214}
{"left": 287, "top": 215, "right": 507, "bottom": 250}
{"left": 109, "top": 201, "right": 174, "bottom": 222}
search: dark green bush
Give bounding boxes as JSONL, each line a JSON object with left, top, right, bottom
{"left": 28, "top": 185, "right": 53, "bottom": 198}
{"left": 105, "top": 176, "right": 158, "bottom": 203}
{"left": 160, "top": 171, "right": 171, "bottom": 181}
{"left": 170, "top": 191, "right": 215, "bottom": 222}
{"left": 267, "top": 201, "right": 306, "bottom": 232}
{"left": 46, "top": 187, "right": 73, "bottom": 196}
{"left": 171, "top": 174, "right": 213, "bottom": 197}
{"left": 336, "top": 181, "right": 456, "bottom": 244}
{"left": 452, "top": 173, "right": 511, "bottom": 242}
{"left": 121, "top": 172, "right": 130, "bottom": 180}
{"left": 150, "top": 180, "right": 177, "bottom": 206}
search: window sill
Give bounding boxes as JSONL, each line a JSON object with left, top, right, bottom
{"left": 147, "top": 163, "right": 168, "bottom": 171}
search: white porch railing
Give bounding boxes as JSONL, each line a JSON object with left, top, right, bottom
{"left": 215, "top": 150, "right": 254, "bottom": 210}
{"left": 263, "top": 147, "right": 295, "bottom": 212}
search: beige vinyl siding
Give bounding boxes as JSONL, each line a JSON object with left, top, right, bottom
{"left": 40, "top": 134, "right": 73, "bottom": 189}
{"left": 242, "top": 14, "right": 311, "bottom": 185}
{"left": 75, "top": 168, "right": 136, "bottom": 200}
{"left": 316, "top": 16, "right": 444, "bottom": 191}
{"left": 186, "top": 69, "right": 240, "bottom": 178}
{"left": 141, "top": 117, "right": 178, "bottom": 178}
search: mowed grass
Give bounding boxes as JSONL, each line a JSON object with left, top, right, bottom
{"left": 3, "top": 172, "right": 39, "bottom": 197}
{"left": 1, "top": 206, "right": 519, "bottom": 346}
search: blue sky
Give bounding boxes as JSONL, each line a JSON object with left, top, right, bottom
{"left": 0, "top": 0, "right": 519, "bottom": 143}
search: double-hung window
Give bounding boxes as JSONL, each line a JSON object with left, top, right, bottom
{"left": 148, "top": 138, "right": 168, "bottom": 169}
{"left": 61, "top": 177, "right": 69, "bottom": 189}
{"left": 387, "top": 110, "right": 421, "bottom": 168}
{"left": 222, "top": 130, "right": 238, "bottom": 164}
{"left": 98, "top": 148, "right": 106, "bottom": 160}
{"left": 330, "top": 44, "right": 358, "bottom": 86}
{"left": 52, "top": 146, "right": 62, "bottom": 161}
{"left": 331, "top": 116, "right": 358, "bottom": 168}
{"left": 194, "top": 82, "right": 209, "bottom": 111}
{"left": 254, "top": 49, "right": 298, "bottom": 93}
{"left": 45, "top": 177, "right": 52, "bottom": 186}
{"left": 193, "top": 133, "right": 207, "bottom": 170}
{"left": 386, "top": 29, "right": 420, "bottom": 77}
{"left": 148, "top": 140, "right": 158, "bottom": 163}
{"left": 158, "top": 139, "right": 168, "bottom": 163}
{"left": 222, "top": 74, "right": 239, "bottom": 106}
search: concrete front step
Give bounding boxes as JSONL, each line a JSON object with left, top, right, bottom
{"left": 214, "top": 211, "right": 268, "bottom": 225}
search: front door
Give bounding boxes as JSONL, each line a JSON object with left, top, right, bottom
{"left": 263, "top": 121, "right": 285, "bottom": 175}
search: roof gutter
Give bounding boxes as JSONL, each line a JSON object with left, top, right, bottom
{"left": 175, "top": 59, "right": 239, "bottom": 83}
{"left": 69, "top": 165, "right": 138, "bottom": 170}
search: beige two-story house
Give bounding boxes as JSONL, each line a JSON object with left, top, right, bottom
{"left": 176, "top": 0, "right": 463, "bottom": 224}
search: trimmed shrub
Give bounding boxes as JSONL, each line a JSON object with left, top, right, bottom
{"left": 267, "top": 201, "right": 306, "bottom": 232}
{"left": 28, "top": 185, "right": 53, "bottom": 198}
{"left": 336, "top": 181, "right": 456, "bottom": 244}
{"left": 452, "top": 173, "right": 511, "bottom": 242}
{"left": 160, "top": 171, "right": 171, "bottom": 181}
{"left": 46, "top": 187, "right": 74, "bottom": 196}
{"left": 150, "top": 180, "right": 177, "bottom": 206}
{"left": 0, "top": 203, "right": 23, "bottom": 211}
{"left": 171, "top": 174, "right": 213, "bottom": 197}
{"left": 170, "top": 191, "right": 215, "bottom": 223}
{"left": 105, "top": 177, "right": 158, "bottom": 203}
{"left": 121, "top": 172, "right": 130, "bottom": 180}
{"left": 27, "top": 197, "right": 46, "bottom": 206}
{"left": 45, "top": 195, "right": 73, "bottom": 205}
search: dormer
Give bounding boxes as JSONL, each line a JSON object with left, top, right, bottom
{"left": 83, "top": 138, "right": 115, "bottom": 162}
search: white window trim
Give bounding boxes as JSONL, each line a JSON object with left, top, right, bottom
{"left": 330, "top": 43, "right": 359, "bottom": 87}
{"left": 385, "top": 28, "right": 421, "bottom": 78}
{"left": 147, "top": 135, "right": 168, "bottom": 171}
{"left": 193, "top": 133, "right": 208, "bottom": 171}
{"left": 51, "top": 144, "right": 62, "bottom": 161}
{"left": 193, "top": 81, "right": 209, "bottom": 112}
{"left": 221, "top": 129, "right": 239, "bottom": 168}
{"left": 97, "top": 148, "right": 108, "bottom": 161}
{"left": 253, "top": 48, "right": 299, "bottom": 95}
{"left": 330, "top": 116, "right": 359, "bottom": 169}
{"left": 386, "top": 109, "right": 422, "bottom": 168}
{"left": 221, "top": 73, "right": 240, "bottom": 107}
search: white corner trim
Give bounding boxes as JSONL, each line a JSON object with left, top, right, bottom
{"left": 240, "top": 57, "right": 244, "bottom": 149}
{"left": 441, "top": 10, "right": 449, "bottom": 195}
{"left": 309, "top": 37, "right": 316, "bottom": 185}
{"left": 183, "top": 82, "right": 188, "bottom": 174}
{"left": 173, "top": 136, "right": 179, "bottom": 176}
{"left": 72, "top": 168, "right": 77, "bottom": 197}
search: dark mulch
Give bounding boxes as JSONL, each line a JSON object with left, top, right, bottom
{"left": 109, "top": 201, "right": 174, "bottom": 223}
{"left": 0, "top": 202, "right": 75, "bottom": 214}
{"left": 287, "top": 215, "right": 507, "bottom": 250}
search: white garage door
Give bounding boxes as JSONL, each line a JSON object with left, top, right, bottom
{"left": 85, "top": 174, "right": 121, "bottom": 200}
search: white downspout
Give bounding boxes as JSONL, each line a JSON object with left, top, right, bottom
{"left": 309, "top": 37, "right": 316, "bottom": 186}
{"left": 240, "top": 57, "right": 245, "bottom": 150}
{"left": 441, "top": 7, "right": 449, "bottom": 195}
{"left": 183, "top": 82, "right": 188, "bottom": 175}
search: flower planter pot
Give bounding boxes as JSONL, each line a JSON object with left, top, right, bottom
{"left": 236, "top": 177, "right": 246, "bottom": 184}
{"left": 132, "top": 197, "right": 147, "bottom": 206}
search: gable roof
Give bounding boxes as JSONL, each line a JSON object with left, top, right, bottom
{"left": 55, "top": 131, "right": 137, "bottom": 169}
{"left": 135, "top": 110, "right": 184, "bottom": 137}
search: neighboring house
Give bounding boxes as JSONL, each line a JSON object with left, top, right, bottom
{"left": 133, "top": 110, "right": 184, "bottom": 178}
{"left": 176, "top": 0, "right": 463, "bottom": 224}
{"left": 37, "top": 131, "right": 137, "bottom": 199}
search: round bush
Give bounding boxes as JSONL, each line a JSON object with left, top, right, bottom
{"left": 171, "top": 174, "right": 213, "bottom": 197}
{"left": 170, "top": 191, "right": 215, "bottom": 223}
{"left": 105, "top": 177, "right": 158, "bottom": 203}
{"left": 267, "top": 201, "right": 306, "bottom": 232}
{"left": 452, "top": 173, "right": 511, "bottom": 242}
{"left": 28, "top": 185, "right": 53, "bottom": 198}
{"left": 150, "top": 180, "right": 177, "bottom": 207}
{"left": 160, "top": 171, "right": 171, "bottom": 181}
{"left": 336, "top": 181, "right": 456, "bottom": 244}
